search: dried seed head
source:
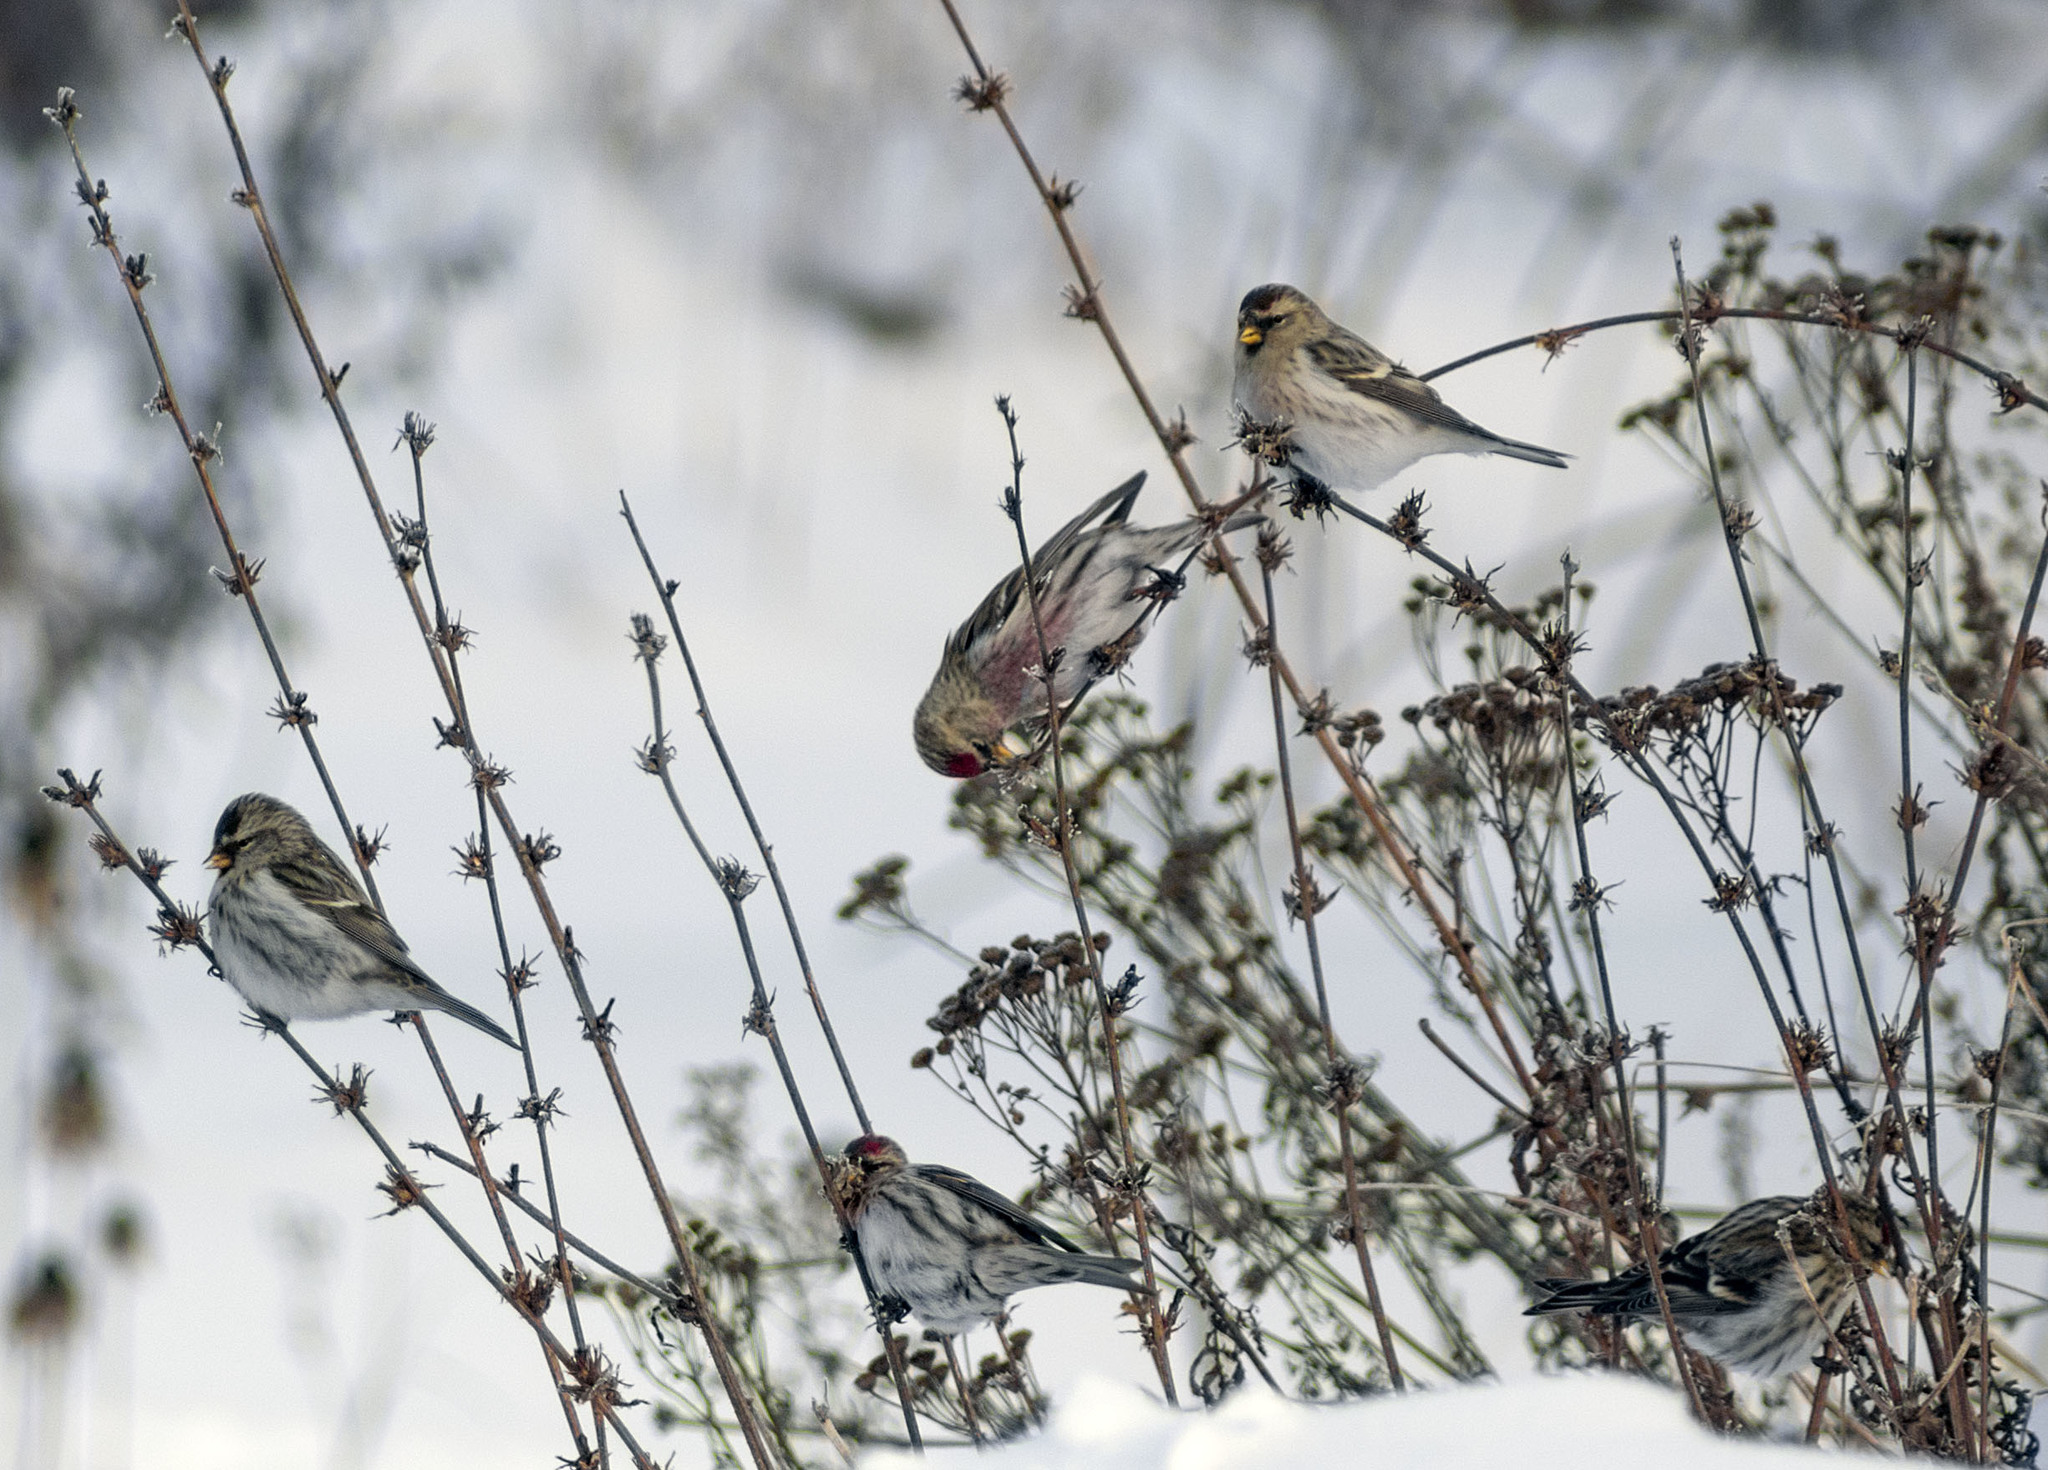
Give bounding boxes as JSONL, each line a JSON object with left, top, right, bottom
{"left": 316, "top": 1063, "right": 370, "bottom": 1115}
{"left": 953, "top": 71, "right": 1011, "bottom": 112}
{"left": 1386, "top": 490, "right": 1429, "bottom": 550}
{"left": 376, "top": 1163, "right": 433, "bottom": 1215}
{"left": 1229, "top": 409, "right": 1295, "bottom": 469}
{"left": 147, "top": 901, "right": 205, "bottom": 953}
{"left": 1785, "top": 1020, "right": 1833, "bottom": 1077}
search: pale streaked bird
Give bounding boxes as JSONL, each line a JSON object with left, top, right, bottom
{"left": 914, "top": 471, "right": 1260, "bottom": 778}
{"left": 1233, "top": 283, "right": 1569, "bottom": 492}
{"left": 841, "top": 1134, "right": 1142, "bottom": 1335}
{"left": 206, "top": 792, "right": 517, "bottom": 1046}
{"left": 1524, "top": 1191, "right": 1888, "bottom": 1377}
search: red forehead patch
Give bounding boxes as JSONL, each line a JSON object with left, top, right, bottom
{"left": 944, "top": 751, "right": 983, "bottom": 779}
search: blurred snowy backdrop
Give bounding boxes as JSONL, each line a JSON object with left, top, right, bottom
{"left": 6, "top": 0, "right": 2048, "bottom": 1464}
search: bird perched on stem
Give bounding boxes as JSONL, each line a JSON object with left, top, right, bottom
{"left": 1524, "top": 1191, "right": 1888, "bottom": 1377}
{"left": 206, "top": 793, "right": 516, "bottom": 1046}
{"left": 914, "top": 471, "right": 1260, "bottom": 778}
{"left": 1233, "top": 283, "right": 1569, "bottom": 493}
{"left": 838, "top": 1135, "right": 1142, "bottom": 1335}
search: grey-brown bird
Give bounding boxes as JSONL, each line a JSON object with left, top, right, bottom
{"left": 206, "top": 793, "right": 516, "bottom": 1046}
{"left": 842, "top": 1135, "right": 1142, "bottom": 1335}
{"left": 1525, "top": 1192, "right": 1888, "bottom": 1377}
{"left": 1233, "top": 283, "right": 1568, "bottom": 491}
{"left": 913, "top": 471, "right": 1259, "bottom": 778}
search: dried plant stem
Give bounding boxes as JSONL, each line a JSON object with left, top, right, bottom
{"left": 1330, "top": 491, "right": 1911, "bottom": 1419}
{"left": 40, "top": 777, "right": 659, "bottom": 1469}
{"left": 1971, "top": 934, "right": 2034, "bottom": 1464}
{"left": 1668, "top": 242, "right": 1923, "bottom": 1412}
{"left": 48, "top": 105, "right": 379, "bottom": 910}
{"left": 926, "top": 0, "right": 1542, "bottom": 1111}
{"left": 1255, "top": 549, "right": 1406, "bottom": 1390}
{"left": 1421, "top": 306, "right": 2048, "bottom": 415}
{"left": 941, "top": 1339, "right": 984, "bottom": 1444}
{"left": 1553, "top": 554, "right": 1709, "bottom": 1420}
{"left": 407, "top": 429, "right": 600, "bottom": 1399}
{"left": 409, "top": 1013, "right": 602, "bottom": 1463}
{"left": 52, "top": 91, "right": 655, "bottom": 1460}
{"left": 415, "top": 1142, "right": 666, "bottom": 1294}
{"left": 1898, "top": 347, "right": 1925, "bottom": 900}
{"left": 153, "top": 15, "right": 780, "bottom": 1458}
{"left": 617, "top": 533, "right": 925, "bottom": 1453}
{"left": 995, "top": 399, "right": 1178, "bottom": 1404}
{"left": 1804, "top": 1368, "right": 1838, "bottom": 1445}
{"left": 618, "top": 495, "right": 874, "bottom": 1134}
{"left": 1416, "top": 1019, "right": 1529, "bottom": 1122}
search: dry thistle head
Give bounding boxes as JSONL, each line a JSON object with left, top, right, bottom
{"left": 1229, "top": 407, "right": 1294, "bottom": 468}
{"left": 315, "top": 1063, "right": 371, "bottom": 1116}
{"left": 1386, "top": 490, "right": 1429, "bottom": 550}
{"left": 1784, "top": 1019, "right": 1833, "bottom": 1077}
{"left": 376, "top": 1163, "right": 433, "bottom": 1216}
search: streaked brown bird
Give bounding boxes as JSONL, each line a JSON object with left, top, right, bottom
{"left": 841, "top": 1135, "right": 1142, "bottom": 1335}
{"left": 206, "top": 793, "right": 516, "bottom": 1046}
{"left": 913, "top": 471, "right": 1259, "bottom": 778}
{"left": 1233, "top": 283, "right": 1568, "bottom": 492}
{"left": 1525, "top": 1191, "right": 1888, "bottom": 1377}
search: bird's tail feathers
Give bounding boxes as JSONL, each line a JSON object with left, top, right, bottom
{"left": 1478, "top": 433, "right": 1571, "bottom": 470}
{"left": 425, "top": 988, "right": 520, "bottom": 1049}
{"left": 1063, "top": 1252, "right": 1145, "bottom": 1291}
{"left": 1524, "top": 1276, "right": 1622, "bottom": 1317}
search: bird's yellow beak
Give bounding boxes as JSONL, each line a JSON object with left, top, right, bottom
{"left": 988, "top": 734, "right": 1030, "bottom": 768}
{"left": 1238, "top": 325, "right": 1263, "bottom": 346}
{"left": 206, "top": 849, "right": 232, "bottom": 870}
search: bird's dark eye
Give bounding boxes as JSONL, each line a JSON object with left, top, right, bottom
{"left": 1258, "top": 313, "right": 1282, "bottom": 331}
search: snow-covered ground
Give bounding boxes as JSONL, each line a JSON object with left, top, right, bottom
{"left": 865, "top": 1375, "right": 1817, "bottom": 1469}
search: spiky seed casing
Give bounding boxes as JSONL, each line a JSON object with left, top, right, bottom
{"left": 914, "top": 471, "right": 1260, "bottom": 778}
{"left": 842, "top": 1135, "right": 1141, "bottom": 1335}
{"left": 1233, "top": 283, "right": 1569, "bottom": 492}
{"left": 1524, "top": 1192, "right": 1887, "bottom": 1377}
{"left": 206, "top": 793, "right": 517, "bottom": 1047}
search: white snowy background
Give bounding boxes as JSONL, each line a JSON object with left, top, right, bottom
{"left": 5, "top": 0, "right": 2048, "bottom": 1465}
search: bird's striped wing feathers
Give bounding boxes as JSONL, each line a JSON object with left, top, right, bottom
{"left": 1307, "top": 333, "right": 1490, "bottom": 439}
{"left": 940, "top": 474, "right": 1143, "bottom": 664}
{"left": 275, "top": 849, "right": 437, "bottom": 986}
{"left": 1033, "top": 472, "right": 1146, "bottom": 570}
{"left": 912, "top": 1164, "right": 1086, "bottom": 1255}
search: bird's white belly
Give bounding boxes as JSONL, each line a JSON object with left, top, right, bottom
{"left": 1238, "top": 368, "right": 1470, "bottom": 491}
{"left": 208, "top": 871, "right": 402, "bottom": 1020}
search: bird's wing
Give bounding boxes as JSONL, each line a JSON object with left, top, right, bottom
{"left": 1307, "top": 332, "right": 1491, "bottom": 438}
{"left": 913, "top": 1164, "right": 1086, "bottom": 1254}
{"left": 276, "top": 849, "right": 437, "bottom": 985}
{"left": 933, "top": 473, "right": 1148, "bottom": 716}
{"left": 1032, "top": 472, "right": 1147, "bottom": 572}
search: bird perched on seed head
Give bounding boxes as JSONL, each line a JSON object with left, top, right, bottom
{"left": 1233, "top": 283, "right": 1569, "bottom": 493}
{"left": 206, "top": 793, "right": 517, "bottom": 1047}
{"left": 840, "top": 1135, "right": 1143, "bottom": 1335}
{"left": 914, "top": 471, "right": 1260, "bottom": 778}
{"left": 1525, "top": 1191, "right": 1888, "bottom": 1377}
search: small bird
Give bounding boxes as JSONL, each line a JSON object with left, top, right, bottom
{"left": 840, "top": 1135, "right": 1142, "bottom": 1335}
{"left": 914, "top": 471, "right": 1259, "bottom": 778}
{"left": 1233, "top": 283, "right": 1569, "bottom": 492}
{"left": 206, "top": 793, "right": 517, "bottom": 1047}
{"left": 1524, "top": 1192, "right": 1888, "bottom": 1377}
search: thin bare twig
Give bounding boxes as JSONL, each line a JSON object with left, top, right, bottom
{"left": 995, "top": 397, "right": 1178, "bottom": 1403}
{"left": 617, "top": 521, "right": 925, "bottom": 1452}
{"left": 1256, "top": 539, "right": 1406, "bottom": 1389}
{"left": 39, "top": 775, "right": 658, "bottom": 1468}
{"left": 157, "top": 14, "right": 780, "bottom": 1458}
{"left": 926, "top": 0, "right": 1544, "bottom": 1113}
{"left": 1553, "top": 552, "right": 1709, "bottom": 1420}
